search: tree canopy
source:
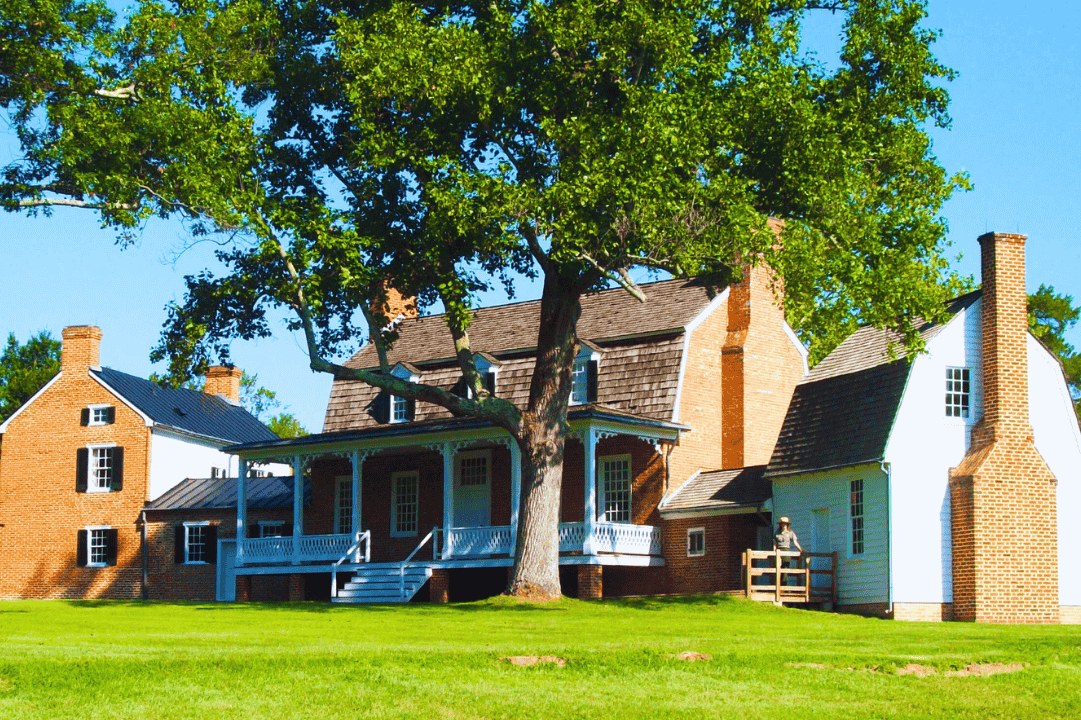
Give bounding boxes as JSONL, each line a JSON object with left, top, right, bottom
{"left": 1, "top": 0, "right": 967, "bottom": 597}
{"left": 0, "top": 330, "right": 61, "bottom": 425}
{"left": 1028, "top": 285, "right": 1081, "bottom": 418}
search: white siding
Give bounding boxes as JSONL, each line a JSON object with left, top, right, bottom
{"left": 148, "top": 430, "right": 239, "bottom": 501}
{"left": 1028, "top": 335, "right": 1081, "bottom": 606}
{"left": 884, "top": 299, "right": 982, "bottom": 605}
{"left": 772, "top": 464, "right": 889, "bottom": 605}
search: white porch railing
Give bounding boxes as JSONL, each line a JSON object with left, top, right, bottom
{"left": 241, "top": 533, "right": 353, "bottom": 564}
{"left": 438, "top": 521, "right": 659, "bottom": 559}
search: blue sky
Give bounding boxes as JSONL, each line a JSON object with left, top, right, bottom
{"left": 1, "top": 0, "right": 1078, "bottom": 432}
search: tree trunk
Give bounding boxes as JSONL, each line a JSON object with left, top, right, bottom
{"left": 507, "top": 276, "right": 582, "bottom": 600}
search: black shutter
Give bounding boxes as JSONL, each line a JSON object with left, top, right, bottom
{"left": 80, "top": 408, "right": 90, "bottom": 426}
{"left": 451, "top": 376, "right": 467, "bottom": 397}
{"left": 104, "top": 529, "right": 118, "bottom": 566}
{"left": 586, "top": 360, "right": 599, "bottom": 402}
{"left": 76, "top": 530, "right": 88, "bottom": 567}
{"left": 76, "top": 448, "right": 89, "bottom": 492}
{"left": 105, "top": 406, "right": 115, "bottom": 424}
{"left": 175, "top": 526, "right": 186, "bottom": 563}
{"left": 248, "top": 524, "right": 259, "bottom": 539}
{"left": 485, "top": 371, "right": 496, "bottom": 397}
{"left": 205, "top": 526, "right": 218, "bottom": 564}
{"left": 282, "top": 523, "right": 293, "bottom": 537}
{"left": 373, "top": 393, "right": 389, "bottom": 424}
{"left": 405, "top": 397, "right": 416, "bottom": 421}
{"left": 111, "top": 448, "right": 124, "bottom": 491}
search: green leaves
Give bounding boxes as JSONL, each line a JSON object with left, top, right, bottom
{"left": 0, "top": 330, "right": 61, "bottom": 424}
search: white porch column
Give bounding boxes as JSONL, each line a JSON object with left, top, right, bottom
{"left": 509, "top": 439, "right": 522, "bottom": 558}
{"left": 292, "top": 455, "right": 303, "bottom": 564}
{"left": 351, "top": 450, "right": 363, "bottom": 562}
{"left": 442, "top": 441, "right": 455, "bottom": 560}
{"left": 236, "top": 459, "right": 248, "bottom": 566}
{"left": 583, "top": 427, "right": 597, "bottom": 555}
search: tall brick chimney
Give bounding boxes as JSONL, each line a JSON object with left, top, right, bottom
{"left": 949, "top": 232, "right": 1058, "bottom": 623}
{"left": 375, "top": 283, "right": 418, "bottom": 322}
{"left": 61, "top": 326, "right": 103, "bottom": 373}
{"left": 720, "top": 265, "right": 751, "bottom": 469}
{"left": 204, "top": 366, "right": 243, "bottom": 404}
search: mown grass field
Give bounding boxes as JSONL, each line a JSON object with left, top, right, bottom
{"left": 0, "top": 595, "right": 1078, "bottom": 719}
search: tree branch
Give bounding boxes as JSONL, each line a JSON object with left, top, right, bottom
{"left": 579, "top": 253, "right": 647, "bottom": 302}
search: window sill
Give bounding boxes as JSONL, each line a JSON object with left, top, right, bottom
{"left": 390, "top": 531, "right": 418, "bottom": 539}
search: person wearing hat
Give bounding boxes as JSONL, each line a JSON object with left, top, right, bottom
{"left": 774, "top": 517, "right": 803, "bottom": 587}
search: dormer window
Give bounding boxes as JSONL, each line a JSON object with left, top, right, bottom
{"left": 375, "top": 362, "right": 419, "bottom": 424}
{"left": 569, "top": 343, "right": 601, "bottom": 406}
{"left": 391, "top": 394, "right": 410, "bottom": 423}
{"left": 946, "top": 367, "right": 971, "bottom": 419}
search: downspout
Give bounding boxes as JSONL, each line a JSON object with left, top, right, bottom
{"left": 881, "top": 460, "right": 893, "bottom": 618}
{"left": 139, "top": 509, "right": 149, "bottom": 600}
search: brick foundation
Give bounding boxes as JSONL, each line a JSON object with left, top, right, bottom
{"left": 1060, "top": 606, "right": 1081, "bottom": 624}
{"left": 289, "top": 574, "right": 305, "bottom": 601}
{"left": 236, "top": 575, "right": 252, "bottom": 601}
{"left": 835, "top": 602, "right": 890, "bottom": 618}
{"left": 430, "top": 569, "right": 449, "bottom": 603}
{"left": 578, "top": 565, "right": 602, "bottom": 599}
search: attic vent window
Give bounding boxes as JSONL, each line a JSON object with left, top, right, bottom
{"left": 945, "top": 367, "right": 971, "bottom": 418}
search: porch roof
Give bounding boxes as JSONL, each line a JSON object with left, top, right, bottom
{"left": 660, "top": 465, "right": 770, "bottom": 515}
{"left": 145, "top": 475, "right": 309, "bottom": 511}
{"left": 225, "top": 404, "right": 690, "bottom": 457}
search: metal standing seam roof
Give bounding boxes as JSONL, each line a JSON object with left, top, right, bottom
{"left": 661, "top": 466, "right": 771, "bottom": 512}
{"left": 146, "top": 475, "right": 308, "bottom": 511}
{"left": 766, "top": 291, "right": 981, "bottom": 476}
{"left": 92, "top": 367, "right": 279, "bottom": 444}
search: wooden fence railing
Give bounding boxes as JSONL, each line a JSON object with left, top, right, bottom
{"left": 742, "top": 549, "right": 837, "bottom": 605}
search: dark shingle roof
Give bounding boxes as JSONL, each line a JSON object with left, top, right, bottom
{"left": 324, "top": 278, "right": 721, "bottom": 433}
{"left": 146, "top": 475, "right": 307, "bottom": 511}
{"left": 766, "top": 291, "right": 980, "bottom": 476}
{"left": 345, "top": 277, "right": 718, "bottom": 369}
{"left": 662, "top": 466, "right": 770, "bottom": 512}
{"left": 93, "top": 367, "right": 278, "bottom": 444}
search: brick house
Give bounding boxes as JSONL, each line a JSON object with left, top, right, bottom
{"left": 0, "top": 326, "right": 281, "bottom": 599}
{"left": 769, "top": 233, "right": 1081, "bottom": 624}
{"left": 222, "top": 268, "right": 808, "bottom": 602}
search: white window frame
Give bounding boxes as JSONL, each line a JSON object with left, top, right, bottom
{"left": 86, "top": 443, "right": 117, "bottom": 493}
{"left": 945, "top": 366, "right": 972, "bottom": 420}
{"left": 390, "top": 394, "right": 410, "bottom": 423}
{"left": 687, "top": 527, "right": 706, "bottom": 557}
{"left": 390, "top": 471, "right": 419, "bottom": 538}
{"left": 88, "top": 403, "right": 111, "bottom": 426}
{"left": 259, "top": 521, "right": 285, "bottom": 538}
{"left": 456, "top": 450, "right": 491, "bottom": 488}
{"left": 569, "top": 347, "right": 600, "bottom": 406}
{"left": 599, "top": 454, "right": 632, "bottom": 523}
{"left": 849, "top": 479, "right": 865, "bottom": 557}
{"left": 334, "top": 475, "right": 353, "bottom": 535}
{"left": 184, "top": 521, "right": 210, "bottom": 564}
{"left": 86, "top": 525, "right": 110, "bottom": 567}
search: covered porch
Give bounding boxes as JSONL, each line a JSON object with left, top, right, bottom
{"left": 227, "top": 409, "right": 685, "bottom": 600}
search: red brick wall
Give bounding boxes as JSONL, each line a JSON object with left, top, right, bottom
{"left": 0, "top": 327, "right": 152, "bottom": 599}
{"left": 949, "top": 233, "right": 1059, "bottom": 624}
{"left": 661, "top": 514, "right": 762, "bottom": 594}
{"left": 144, "top": 507, "right": 290, "bottom": 601}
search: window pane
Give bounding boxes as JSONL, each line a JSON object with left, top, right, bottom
{"left": 89, "top": 529, "right": 108, "bottom": 565}
{"left": 459, "top": 456, "right": 488, "bottom": 486}
{"left": 570, "top": 359, "right": 588, "bottom": 405}
{"left": 393, "top": 474, "right": 418, "bottom": 534}
{"left": 336, "top": 479, "right": 353, "bottom": 535}
{"left": 91, "top": 448, "right": 113, "bottom": 490}
{"left": 187, "top": 525, "right": 207, "bottom": 562}
{"left": 945, "top": 367, "right": 971, "bottom": 418}
{"left": 602, "top": 458, "right": 631, "bottom": 522}
{"left": 850, "top": 479, "right": 864, "bottom": 556}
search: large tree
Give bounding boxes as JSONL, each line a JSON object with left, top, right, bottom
{"left": 1, "top": 0, "right": 967, "bottom": 598}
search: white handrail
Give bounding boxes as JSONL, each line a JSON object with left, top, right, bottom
{"left": 330, "top": 530, "right": 370, "bottom": 599}
{"left": 400, "top": 528, "right": 436, "bottom": 599}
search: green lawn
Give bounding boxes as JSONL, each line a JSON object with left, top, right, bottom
{"left": 0, "top": 596, "right": 1078, "bottom": 719}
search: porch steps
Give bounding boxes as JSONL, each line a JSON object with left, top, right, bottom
{"left": 332, "top": 565, "right": 433, "bottom": 604}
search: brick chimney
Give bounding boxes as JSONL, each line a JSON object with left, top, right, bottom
{"left": 375, "top": 283, "right": 418, "bottom": 321}
{"left": 61, "top": 326, "right": 103, "bottom": 373}
{"left": 204, "top": 366, "right": 243, "bottom": 404}
{"left": 949, "top": 232, "right": 1058, "bottom": 624}
{"left": 721, "top": 265, "right": 751, "bottom": 469}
